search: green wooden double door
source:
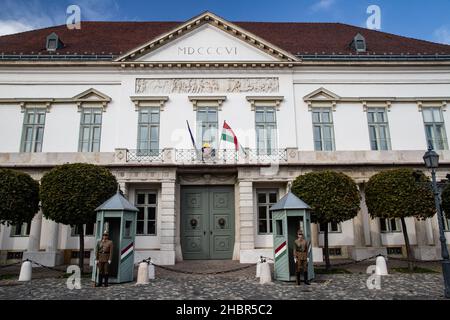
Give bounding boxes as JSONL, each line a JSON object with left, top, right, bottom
{"left": 181, "top": 186, "right": 235, "bottom": 260}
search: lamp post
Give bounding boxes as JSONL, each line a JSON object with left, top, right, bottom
{"left": 423, "top": 146, "right": 450, "bottom": 298}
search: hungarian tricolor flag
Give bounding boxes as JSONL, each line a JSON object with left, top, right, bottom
{"left": 221, "top": 121, "right": 246, "bottom": 154}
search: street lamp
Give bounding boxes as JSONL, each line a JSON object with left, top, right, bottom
{"left": 423, "top": 145, "right": 450, "bottom": 298}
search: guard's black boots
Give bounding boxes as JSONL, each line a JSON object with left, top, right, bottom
{"left": 296, "top": 272, "right": 301, "bottom": 285}
{"left": 104, "top": 275, "right": 109, "bottom": 287}
{"left": 304, "top": 272, "right": 311, "bottom": 285}
{"left": 96, "top": 274, "right": 103, "bottom": 287}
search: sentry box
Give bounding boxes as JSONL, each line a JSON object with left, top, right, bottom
{"left": 92, "top": 191, "right": 139, "bottom": 284}
{"left": 269, "top": 191, "right": 314, "bottom": 282}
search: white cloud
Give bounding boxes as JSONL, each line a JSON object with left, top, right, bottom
{"left": 434, "top": 26, "right": 450, "bottom": 45}
{"left": 0, "top": 20, "right": 33, "bottom": 36}
{"left": 0, "top": 0, "right": 121, "bottom": 36}
{"left": 310, "top": 0, "right": 336, "bottom": 12}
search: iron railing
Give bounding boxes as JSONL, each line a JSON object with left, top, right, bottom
{"left": 247, "top": 149, "right": 288, "bottom": 163}
{"left": 127, "top": 149, "right": 164, "bottom": 162}
{"left": 125, "top": 148, "right": 288, "bottom": 164}
{"left": 175, "top": 149, "right": 240, "bottom": 164}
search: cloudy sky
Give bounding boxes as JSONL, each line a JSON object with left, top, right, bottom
{"left": 0, "top": 0, "right": 449, "bottom": 44}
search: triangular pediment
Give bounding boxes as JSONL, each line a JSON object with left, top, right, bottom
{"left": 303, "top": 88, "right": 341, "bottom": 102}
{"left": 116, "top": 12, "right": 298, "bottom": 62}
{"left": 72, "top": 88, "right": 111, "bottom": 102}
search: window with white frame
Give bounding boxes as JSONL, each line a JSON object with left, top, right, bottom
{"left": 71, "top": 223, "right": 95, "bottom": 237}
{"left": 137, "top": 107, "right": 160, "bottom": 155}
{"left": 319, "top": 222, "right": 342, "bottom": 233}
{"left": 10, "top": 222, "right": 31, "bottom": 237}
{"left": 380, "top": 218, "right": 402, "bottom": 233}
{"left": 257, "top": 190, "right": 278, "bottom": 234}
{"left": 367, "top": 107, "right": 391, "bottom": 150}
{"left": 135, "top": 191, "right": 157, "bottom": 235}
{"left": 21, "top": 108, "right": 46, "bottom": 152}
{"left": 312, "top": 107, "right": 335, "bottom": 151}
{"left": 422, "top": 107, "right": 448, "bottom": 150}
{"left": 79, "top": 108, "right": 102, "bottom": 152}
{"left": 255, "top": 107, "right": 278, "bottom": 155}
{"left": 196, "top": 106, "right": 218, "bottom": 149}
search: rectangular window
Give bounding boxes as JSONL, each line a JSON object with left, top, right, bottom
{"left": 312, "top": 108, "right": 335, "bottom": 151}
{"left": 124, "top": 221, "right": 132, "bottom": 238}
{"left": 10, "top": 222, "right": 31, "bottom": 237}
{"left": 196, "top": 107, "right": 218, "bottom": 149}
{"left": 275, "top": 220, "right": 284, "bottom": 236}
{"left": 7, "top": 252, "right": 23, "bottom": 260}
{"left": 255, "top": 107, "right": 277, "bottom": 155}
{"left": 71, "top": 223, "right": 95, "bottom": 237}
{"left": 319, "top": 222, "right": 342, "bottom": 233}
{"left": 135, "top": 191, "right": 157, "bottom": 235}
{"left": 380, "top": 218, "right": 402, "bottom": 233}
{"left": 257, "top": 190, "right": 278, "bottom": 234}
{"left": 387, "top": 247, "right": 403, "bottom": 255}
{"left": 21, "top": 108, "right": 46, "bottom": 152}
{"left": 137, "top": 107, "right": 160, "bottom": 155}
{"left": 367, "top": 107, "right": 391, "bottom": 150}
{"left": 422, "top": 107, "right": 448, "bottom": 150}
{"left": 79, "top": 108, "right": 102, "bottom": 152}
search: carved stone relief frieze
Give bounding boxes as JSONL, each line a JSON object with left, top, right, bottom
{"left": 135, "top": 78, "right": 279, "bottom": 94}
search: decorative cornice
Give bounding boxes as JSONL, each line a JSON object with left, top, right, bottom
{"left": 130, "top": 96, "right": 169, "bottom": 111}
{"left": 304, "top": 88, "right": 450, "bottom": 112}
{"left": 417, "top": 100, "right": 448, "bottom": 112}
{"left": 188, "top": 96, "right": 226, "bottom": 110}
{"left": 246, "top": 96, "right": 284, "bottom": 111}
{"left": 0, "top": 88, "right": 112, "bottom": 112}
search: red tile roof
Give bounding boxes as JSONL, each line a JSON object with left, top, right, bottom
{"left": 0, "top": 21, "right": 449, "bottom": 58}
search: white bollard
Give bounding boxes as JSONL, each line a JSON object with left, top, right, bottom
{"left": 18, "top": 260, "right": 32, "bottom": 282}
{"left": 375, "top": 256, "right": 388, "bottom": 276}
{"left": 136, "top": 262, "right": 149, "bottom": 285}
{"left": 259, "top": 262, "right": 272, "bottom": 284}
{"left": 148, "top": 263, "right": 155, "bottom": 280}
{"left": 256, "top": 261, "right": 261, "bottom": 278}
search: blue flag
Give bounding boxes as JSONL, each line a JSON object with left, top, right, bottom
{"left": 186, "top": 120, "right": 197, "bottom": 150}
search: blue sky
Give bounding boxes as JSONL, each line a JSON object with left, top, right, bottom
{"left": 0, "top": 0, "right": 449, "bottom": 44}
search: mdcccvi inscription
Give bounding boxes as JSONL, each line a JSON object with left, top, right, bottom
{"left": 135, "top": 78, "right": 279, "bottom": 94}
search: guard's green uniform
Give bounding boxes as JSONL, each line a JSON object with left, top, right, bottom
{"left": 293, "top": 238, "right": 310, "bottom": 285}
{"left": 96, "top": 236, "right": 113, "bottom": 287}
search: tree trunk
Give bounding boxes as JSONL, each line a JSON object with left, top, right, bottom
{"left": 324, "top": 227, "right": 331, "bottom": 270}
{"left": 78, "top": 224, "right": 84, "bottom": 274}
{"left": 400, "top": 217, "right": 414, "bottom": 272}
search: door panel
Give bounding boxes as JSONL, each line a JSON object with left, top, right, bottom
{"left": 209, "top": 188, "right": 234, "bottom": 259}
{"left": 181, "top": 186, "right": 234, "bottom": 260}
{"left": 181, "top": 188, "right": 209, "bottom": 259}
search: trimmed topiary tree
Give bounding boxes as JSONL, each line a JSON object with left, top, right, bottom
{"left": 40, "top": 163, "right": 117, "bottom": 272}
{"left": 0, "top": 168, "right": 40, "bottom": 226}
{"left": 292, "top": 170, "right": 360, "bottom": 270}
{"left": 365, "top": 168, "right": 435, "bottom": 271}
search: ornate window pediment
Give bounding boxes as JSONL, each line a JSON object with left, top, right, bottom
{"left": 304, "top": 88, "right": 340, "bottom": 111}
{"left": 246, "top": 96, "right": 284, "bottom": 111}
{"left": 73, "top": 88, "right": 111, "bottom": 112}
{"left": 130, "top": 96, "right": 169, "bottom": 111}
{"left": 188, "top": 96, "right": 226, "bottom": 111}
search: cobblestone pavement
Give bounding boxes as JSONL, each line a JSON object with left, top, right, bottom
{"left": 0, "top": 260, "right": 447, "bottom": 300}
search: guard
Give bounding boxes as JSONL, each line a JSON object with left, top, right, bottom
{"left": 293, "top": 230, "right": 310, "bottom": 285}
{"left": 95, "top": 231, "right": 113, "bottom": 287}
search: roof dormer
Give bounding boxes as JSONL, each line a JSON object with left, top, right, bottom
{"left": 351, "top": 33, "right": 366, "bottom": 53}
{"left": 46, "top": 32, "right": 64, "bottom": 52}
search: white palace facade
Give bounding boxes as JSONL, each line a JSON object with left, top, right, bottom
{"left": 1, "top": 12, "right": 450, "bottom": 266}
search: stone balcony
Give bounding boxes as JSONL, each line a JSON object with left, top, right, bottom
{"left": 1, "top": 148, "right": 450, "bottom": 168}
